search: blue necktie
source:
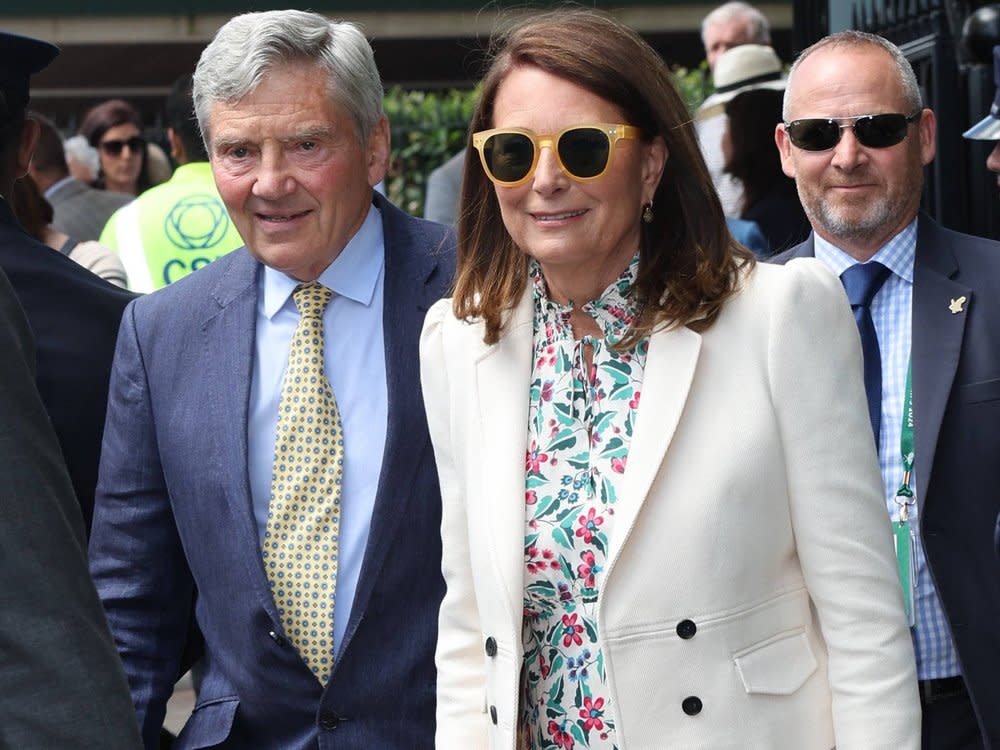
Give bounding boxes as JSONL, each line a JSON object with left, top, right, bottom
{"left": 840, "top": 262, "right": 892, "bottom": 449}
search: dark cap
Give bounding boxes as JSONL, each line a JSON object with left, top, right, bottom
{"left": 0, "top": 31, "right": 59, "bottom": 121}
{"left": 964, "top": 45, "right": 1000, "bottom": 141}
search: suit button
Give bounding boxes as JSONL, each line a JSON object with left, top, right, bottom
{"left": 676, "top": 619, "right": 697, "bottom": 639}
{"left": 682, "top": 696, "right": 702, "bottom": 716}
{"left": 490, "top": 705, "right": 498, "bottom": 725}
{"left": 485, "top": 636, "right": 498, "bottom": 657}
{"left": 319, "top": 712, "right": 339, "bottom": 730}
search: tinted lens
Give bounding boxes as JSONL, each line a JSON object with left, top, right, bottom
{"left": 853, "top": 114, "right": 909, "bottom": 148}
{"left": 786, "top": 119, "right": 841, "bottom": 151}
{"left": 102, "top": 136, "right": 145, "bottom": 156}
{"left": 482, "top": 132, "right": 534, "bottom": 183}
{"left": 558, "top": 127, "right": 611, "bottom": 178}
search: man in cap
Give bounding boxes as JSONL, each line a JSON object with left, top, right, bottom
{"left": 695, "top": 43, "right": 786, "bottom": 215}
{"left": 773, "top": 30, "right": 1000, "bottom": 748}
{"left": 963, "top": 45, "right": 1000, "bottom": 179}
{"left": 88, "top": 10, "right": 454, "bottom": 748}
{"left": 0, "top": 30, "right": 141, "bottom": 748}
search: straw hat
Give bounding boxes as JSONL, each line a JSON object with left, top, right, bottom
{"left": 711, "top": 44, "right": 786, "bottom": 104}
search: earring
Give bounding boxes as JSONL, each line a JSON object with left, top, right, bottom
{"left": 642, "top": 201, "right": 654, "bottom": 224}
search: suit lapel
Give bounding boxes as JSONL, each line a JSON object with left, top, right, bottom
{"left": 911, "top": 218, "right": 970, "bottom": 504}
{"left": 476, "top": 290, "right": 534, "bottom": 626}
{"left": 202, "top": 251, "right": 281, "bottom": 620}
{"left": 340, "top": 197, "right": 451, "bottom": 651}
{"left": 605, "top": 323, "right": 701, "bottom": 573}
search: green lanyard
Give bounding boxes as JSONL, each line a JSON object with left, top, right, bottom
{"left": 892, "top": 360, "right": 916, "bottom": 626}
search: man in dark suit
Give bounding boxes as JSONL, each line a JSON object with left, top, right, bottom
{"left": 88, "top": 10, "right": 453, "bottom": 749}
{"left": 0, "top": 46, "right": 136, "bottom": 535}
{"left": 773, "top": 30, "right": 1000, "bottom": 750}
{"left": 0, "top": 29, "right": 142, "bottom": 749}
{"left": 27, "top": 112, "right": 132, "bottom": 241}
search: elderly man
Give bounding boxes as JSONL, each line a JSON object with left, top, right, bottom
{"left": 773, "top": 31, "right": 1000, "bottom": 749}
{"left": 88, "top": 10, "right": 454, "bottom": 749}
{"left": 701, "top": 0, "right": 771, "bottom": 71}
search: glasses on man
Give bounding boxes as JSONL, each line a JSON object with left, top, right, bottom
{"left": 783, "top": 112, "right": 922, "bottom": 152}
{"left": 100, "top": 136, "right": 146, "bottom": 156}
{"left": 472, "top": 123, "right": 642, "bottom": 187}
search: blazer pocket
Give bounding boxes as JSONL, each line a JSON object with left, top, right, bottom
{"left": 959, "top": 377, "right": 1000, "bottom": 404}
{"left": 733, "top": 630, "right": 817, "bottom": 695}
{"left": 175, "top": 695, "right": 239, "bottom": 749}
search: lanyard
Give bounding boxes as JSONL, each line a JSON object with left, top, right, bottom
{"left": 893, "top": 360, "right": 916, "bottom": 521}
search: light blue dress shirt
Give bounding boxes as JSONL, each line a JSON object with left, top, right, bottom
{"left": 248, "top": 203, "right": 388, "bottom": 657}
{"left": 815, "top": 218, "right": 960, "bottom": 680}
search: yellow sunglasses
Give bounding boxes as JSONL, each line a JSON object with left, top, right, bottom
{"left": 471, "top": 123, "right": 642, "bottom": 187}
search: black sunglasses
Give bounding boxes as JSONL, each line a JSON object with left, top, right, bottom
{"left": 471, "top": 124, "right": 641, "bottom": 186}
{"left": 784, "top": 112, "right": 921, "bottom": 152}
{"left": 100, "top": 136, "right": 145, "bottom": 156}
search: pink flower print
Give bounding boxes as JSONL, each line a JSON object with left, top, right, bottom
{"left": 561, "top": 613, "right": 584, "bottom": 647}
{"left": 548, "top": 720, "right": 575, "bottom": 749}
{"left": 575, "top": 507, "right": 604, "bottom": 543}
{"left": 526, "top": 440, "right": 549, "bottom": 473}
{"left": 629, "top": 391, "right": 641, "bottom": 409}
{"left": 541, "top": 380, "right": 554, "bottom": 402}
{"left": 539, "top": 651, "right": 550, "bottom": 678}
{"left": 577, "top": 549, "right": 600, "bottom": 588}
{"left": 610, "top": 456, "right": 626, "bottom": 474}
{"left": 526, "top": 489, "right": 537, "bottom": 505}
{"left": 580, "top": 696, "right": 606, "bottom": 731}
{"left": 541, "top": 548, "right": 560, "bottom": 570}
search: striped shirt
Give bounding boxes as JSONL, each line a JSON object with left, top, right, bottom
{"left": 815, "top": 218, "right": 960, "bottom": 680}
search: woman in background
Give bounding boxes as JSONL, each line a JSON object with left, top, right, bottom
{"left": 421, "top": 9, "right": 919, "bottom": 750}
{"left": 12, "top": 175, "right": 128, "bottom": 288}
{"left": 723, "top": 88, "right": 810, "bottom": 255}
{"left": 79, "top": 98, "right": 152, "bottom": 196}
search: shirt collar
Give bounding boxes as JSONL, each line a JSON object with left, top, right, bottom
{"left": 813, "top": 217, "right": 917, "bottom": 284}
{"left": 44, "top": 175, "right": 75, "bottom": 199}
{"left": 262, "top": 202, "right": 384, "bottom": 319}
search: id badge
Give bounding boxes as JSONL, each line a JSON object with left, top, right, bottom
{"left": 892, "top": 520, "right": 916, "bottom": 627}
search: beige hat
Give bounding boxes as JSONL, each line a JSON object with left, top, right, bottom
{"left": 711, "top": 44, "right": 786, "bottom": 104}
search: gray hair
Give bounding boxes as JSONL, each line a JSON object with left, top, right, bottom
{"left": 193, "top": 10, "right": 383, "bottom": 147}
{"left": 62, "top": 135, "right": 100, "bottom": 181}
{"left": 783, "top": 30, "right": 923, "bottom": 120}
{"left": 701, "top": 2, "right": 771, "bottom": 47}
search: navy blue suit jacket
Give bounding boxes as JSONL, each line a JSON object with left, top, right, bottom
{"left": 89, "top": 194, "right": 455, "bottom": 750}
{"left": 773, "top": 215, "right": 1000, "bottom": 747}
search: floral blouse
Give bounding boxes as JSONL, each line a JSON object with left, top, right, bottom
{"left": 519, "top": 255, "right": 648, "bottom": 750}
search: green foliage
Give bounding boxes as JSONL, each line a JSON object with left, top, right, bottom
{"left": 384, "top": 86, "right": 479, "bottom": 217}
{"left": 383, "top": 66, "right": 712, "bottom": 218}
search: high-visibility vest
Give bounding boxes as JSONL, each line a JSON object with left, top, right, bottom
{"left": 100, "top": 162, "right": 244, "bottom": 293}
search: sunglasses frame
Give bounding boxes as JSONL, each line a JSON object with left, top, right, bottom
{"left": 783, "top": 111, "right": 922, "bottom": 152}
{"left": 100, "top": 135, "right": 146, "bottom": 156}
{"left": 471, "top": 123, "right": 642, "bottom": 187}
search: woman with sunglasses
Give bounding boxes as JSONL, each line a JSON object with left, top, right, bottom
{"left": 79, "top": 98, "right": 152, "bottom": 196}
{"left": 421, "top": 9, "right": 919, "bottom": 750}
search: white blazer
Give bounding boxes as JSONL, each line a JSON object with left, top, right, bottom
{"left": 420, "top": 259, "right": 920, "bottom": 750}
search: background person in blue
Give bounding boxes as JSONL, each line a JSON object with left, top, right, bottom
{"left": 88, "top": 10, "right": 454, "bottom": 748}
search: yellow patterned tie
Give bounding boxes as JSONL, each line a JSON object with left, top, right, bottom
{"left": 263, "top": 281, "right": 343, "bottom": 685}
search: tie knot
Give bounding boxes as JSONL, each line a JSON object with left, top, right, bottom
{"left": 840, "top": 261, "right": 891, "bottom": 308}
{"left": 293, "top": 282, "right": 333, "bottom": 319}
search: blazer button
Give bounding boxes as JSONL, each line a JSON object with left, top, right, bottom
{"left": 682, "top": 696, "right": 703, "bottom": 716}
{"left": 490, "top": 705, "right": 498, "bottom": 725}
{"left": 676, "top": 619, "right": 697, "bottom": 639}
{"left": 319, "top": 711, "right": 340, "bottom": 730}
{"left": 485, "top": 636, "right": 498, "bottom": 657}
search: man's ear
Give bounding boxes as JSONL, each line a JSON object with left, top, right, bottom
{"left": 367, "top": 114, "right": 390, "bottom": 188}
{"left": 775, "top": 122, "right": 796, "bottom": 179}
{"left": 15, "top": 117, "right": 39, "bottom": 179}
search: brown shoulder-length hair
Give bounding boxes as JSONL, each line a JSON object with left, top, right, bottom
{"left": 78, "top": 98, "right": 153, "bottom": 194}
{"left": 454, "top": 8, "right": 753, "bottom": 346}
